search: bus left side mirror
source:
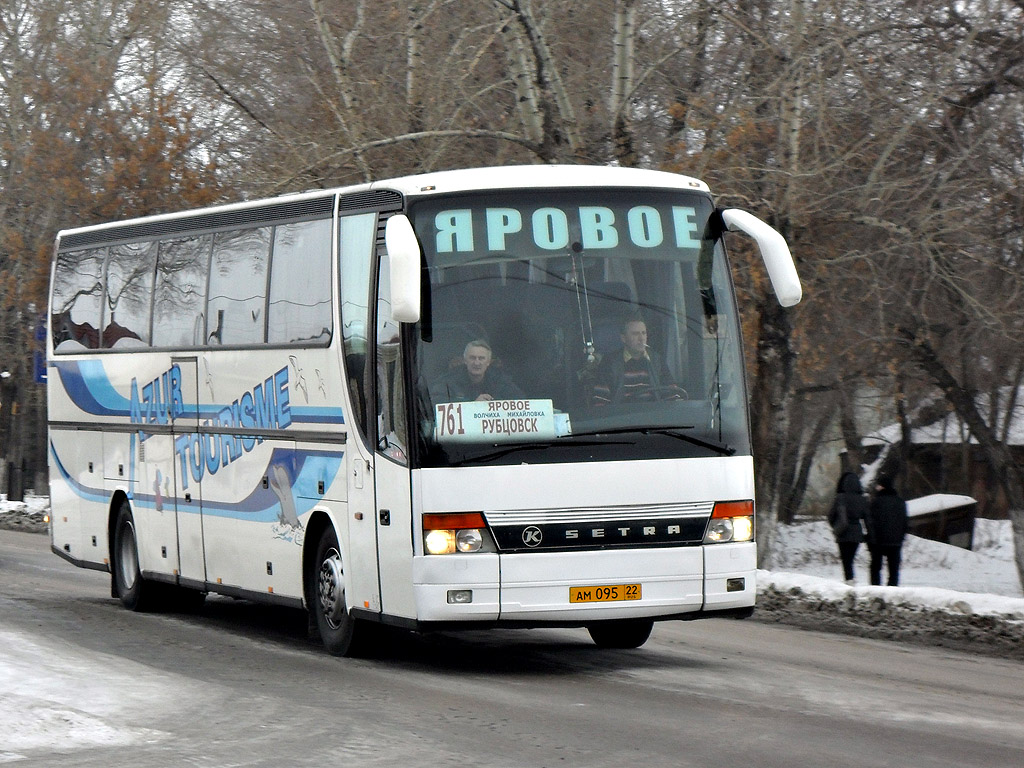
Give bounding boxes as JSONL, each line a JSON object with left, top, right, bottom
{"left": 720, "top": 209, "right": 802, "bottom": 307}
{"left": 385, "top": 214, "right": 422, "bottom": 323}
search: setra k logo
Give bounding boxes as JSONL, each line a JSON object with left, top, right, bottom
{"left": 521, "top": 526, "right": 543, "bottom": 547}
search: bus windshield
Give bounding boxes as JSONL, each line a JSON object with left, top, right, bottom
{"left": 408, "top": 188, "right": 749, "bottom": 467}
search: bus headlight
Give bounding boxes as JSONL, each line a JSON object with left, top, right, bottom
{"left": 455, "top": 528, "right": 483, "bottom": 552}
{"left": 732, "top": 516, "right": 754, "bottom": 541}
{"left": 703, "top": 500, "right": 755, "bottom": 544}
{"left": 425, "top": 529, "right": 457, "bottom": 555}
{"left": 704, "top": 518, "right": 734, "bottom": 543}
{"left": 422, "top": 512, "right": 494, "bottom": 555}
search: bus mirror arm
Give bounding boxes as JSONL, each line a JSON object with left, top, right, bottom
{"left": 385, "top": 214, "right": 422, "bottom": 323}
{"left": 719, "top": 209, "right": 802, "bottom": 307}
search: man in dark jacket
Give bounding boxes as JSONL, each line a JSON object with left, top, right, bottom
{"left": 591, "top": 318, "right": 680, "bottom": 405}
{"left": 865, "top": 474, "right": 909, "bottom": 586}
{"left": 828, "top": 472, "right": 868, "bottom": 585}
{"left": 430, "top": 339, "right": 524, "bottom": 403}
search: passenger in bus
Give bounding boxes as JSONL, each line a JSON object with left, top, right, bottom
{"left": 429, "top": 339, "right": 524, "bottom": 403}
{"left": 591, "top": 317, "right": 681, "bottom": 405}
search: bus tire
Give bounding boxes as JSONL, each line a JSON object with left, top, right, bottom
{"left": 311, "top": 526, "right": 367, "bottom": 657}
{"left": 587, "top": 619, "right": 654, "bottom": 649}
{"left": 112, "top": 501, "right": 158, "bottom": 612}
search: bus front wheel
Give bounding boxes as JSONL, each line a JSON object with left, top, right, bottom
{"left": 587, "top": 619, "right": 654, "bottom": 649}
{"left": 311, "top": 526, "right": 367, "bottom": 657}
{"left": 112, "top": 501, "right": 158, "bottom": 612}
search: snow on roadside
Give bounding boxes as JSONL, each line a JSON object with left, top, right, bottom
{"left": 0, "top": 493, "right": 50, "bottom": 536}
{"left": 763, "top": 518, "right": 1024, "bottom": 622}
{"left": 0, "top": 629, "right": 176, "bottom": 759}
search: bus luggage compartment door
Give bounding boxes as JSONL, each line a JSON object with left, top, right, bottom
{"left": 171, "top": 357, "right": 205, "bottom": 585}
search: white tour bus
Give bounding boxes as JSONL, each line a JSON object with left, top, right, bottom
{"left": 47, "top": 165, "right": 800, "bottom": 654}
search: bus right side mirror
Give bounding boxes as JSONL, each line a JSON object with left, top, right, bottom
{"left": 720, "top": 209, "right": 802, "bottom": 307}
{"left": 384, "top": 214, "right": 422, "bottom": 323}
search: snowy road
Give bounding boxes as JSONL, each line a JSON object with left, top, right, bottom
{"left": 2, "top": 528, "right": 1023, "bottom": 767}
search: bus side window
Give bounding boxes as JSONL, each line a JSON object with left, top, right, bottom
{"left": 208, "top": 227, "right": 271, "bottom": 345}
{"left": 103, "top": 240, "right": 156, "bottom": 349}
{"left": 268, "top": 219, "right": 333, "bottom": 344}
{"left": 153, "top": 234, "right": 212, "bottom": 348}
{"left": 51, "top": 247, "right": 105, "bottom": 352}
{"left": 339, "top": 213, "right": 377, "bottom": 442}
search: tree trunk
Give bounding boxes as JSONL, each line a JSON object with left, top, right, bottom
{"left": 750, "top": 298, "right": 797, "bottom": 567}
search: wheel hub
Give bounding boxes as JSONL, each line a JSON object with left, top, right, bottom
{"left": 317, "top": 548, "right": 346, "bottom": 628}
{"left": 118, "top": 521, "right": 138, "bottom": 590}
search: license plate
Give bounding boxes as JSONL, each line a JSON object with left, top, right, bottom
{"left": 569, "top": 583, "right": 642, "bottom": 603}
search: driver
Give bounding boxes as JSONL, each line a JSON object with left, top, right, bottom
{"left": 591, "top": 317, "right": 679, "bottom": 405}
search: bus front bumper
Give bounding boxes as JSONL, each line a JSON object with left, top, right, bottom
{"left": 410, "top": 542, "right": 756, "bottom": 623}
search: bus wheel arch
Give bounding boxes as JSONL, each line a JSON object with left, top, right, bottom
{"left": 305, "top": 514, "right": 369, "bottom": 657}
{"left": 301, "top": 511, "right": 333, "bottom": 611}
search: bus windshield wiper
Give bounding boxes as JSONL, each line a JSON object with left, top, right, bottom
{"left": 564, "top": 426, "right": 735, "bottom": 456}
{"left": 452, "top": 438, "right": 625, "bottom": 465}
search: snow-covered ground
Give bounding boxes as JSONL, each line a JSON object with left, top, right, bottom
{"left": 764, "top": 517, "right": 1024, "bottom": 622}
{"left": 1, "top": 496, "right": 1021, "bottom": 758}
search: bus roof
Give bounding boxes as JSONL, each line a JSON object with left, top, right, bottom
{"left": 56, "top": 165, "right": 711, "bottom": 240}
{"left": 370, "top": 164, "right": 711, "bottom": 197}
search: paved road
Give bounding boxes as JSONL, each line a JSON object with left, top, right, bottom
{"left": 2, "top": 528, "right": 1022, "bottom": 767}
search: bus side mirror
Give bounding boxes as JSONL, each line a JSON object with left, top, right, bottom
{"left": 720, "top": 209, "right": 802, "bottom": 307}
{"left": 384, "top": 214, "right": 422, "bottom": 323}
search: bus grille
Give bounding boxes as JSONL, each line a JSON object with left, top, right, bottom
{"left": 484, "top": 501, "right": 713, "bottom": 552}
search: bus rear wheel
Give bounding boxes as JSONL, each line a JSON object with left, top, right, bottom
{"left": 587, "top": 619, "right": 654, "bottom": 649}
{"left": 311, "top": 526, "right": 369, "bottom": 657}
{"left": 112, "top": 501, "right": 158, "bottom": 612}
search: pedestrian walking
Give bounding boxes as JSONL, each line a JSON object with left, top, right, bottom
{"left": 865, "top": 474, "right": 909, "bottom": 586}
{"left": 828, "top": 471, "right": 868, "bottom": 585}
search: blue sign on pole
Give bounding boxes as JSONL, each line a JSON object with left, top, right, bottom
{"left": 34, "top": 351, "right": 47, "bottom": 384}
{"left": 35, "top": 315, "right": 47, "bottom": 384}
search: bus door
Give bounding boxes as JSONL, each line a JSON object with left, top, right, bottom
{"left": 372, "top": 249, "right": 416, "bottom": 618}
{"left": 341, "top": 385, "right": 412, "bottom": 620}
{"left": 339, "top": 230, "right": 414, "bottom": 619}
{"left": 171, "top": 356, "right": 206, "bottom": 586}
{"left": 344, "top": 421, "right": 382, "bottom": 614}
{"left": 337, "top": 212, "right": 382, "bottom": 614}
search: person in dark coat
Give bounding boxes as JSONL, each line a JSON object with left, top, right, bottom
{"left": 591, "top": 318, "right": 680, "bottom": 405}
{"left": 430, "top": 339, "right": 524, "bottom": 403}
{"left": 865, "top": 474, "right": 909, "bottom": 586}
{"left": 828, "top": 471, "right": 868, "bottom": 585}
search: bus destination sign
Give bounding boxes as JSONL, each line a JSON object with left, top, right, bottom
{"left": 434, "top": 398, "right": 568, "bottom": 443}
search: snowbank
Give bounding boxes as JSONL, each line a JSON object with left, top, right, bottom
{"left": 760, "top": 518, "right": 1024, "bottom": 655}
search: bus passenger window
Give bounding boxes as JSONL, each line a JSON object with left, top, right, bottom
{"left": 268, "top": 219, "right": 332, "bottom": 344}
{"left": 51, "top": 248, "right": 105, "bottom": 352}
{"left": 208, "top": 227, "right": 271, "bottom": 345}
{"left": 103, "top": 241, "right": 156, "bottom": 348}
{"left": 153, "top": 234, "right": 212, "bottom": 348}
